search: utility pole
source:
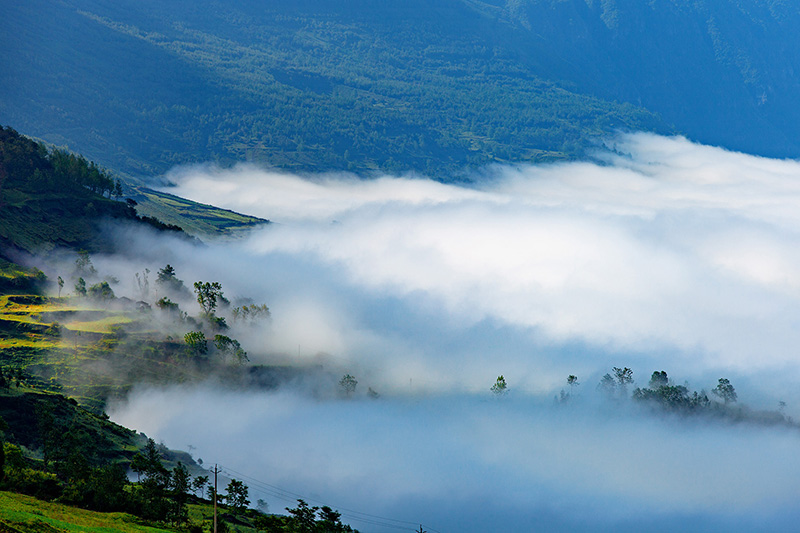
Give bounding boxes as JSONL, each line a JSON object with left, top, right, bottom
{"left": 212, "top": 464, "right": 221, "bottom": 533}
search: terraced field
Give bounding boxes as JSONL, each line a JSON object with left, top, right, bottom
{"left": 0, "top": 292, "right": 190, "bottom": 412}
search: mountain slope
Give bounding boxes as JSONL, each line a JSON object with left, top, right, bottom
{"left": 5, "top": 1, "right": 799, "bottom": 179}
{"left": 126, "top": 186, "right": 268, "bottom": 239}
{"left": 0, "top": 126, "right": 148, "bottom": 258}
{"left": 488, "top": 0, "right": 800, "bottom": 158}
{"left": 1, "top": 0, "right": 669, "bottom": 178}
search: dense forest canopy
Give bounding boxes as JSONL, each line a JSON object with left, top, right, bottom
{"left": 5, "top": 1, "right": 800, "bottom": 180}
{"left": 2, "top": 0, "right": 674, "bottom": 178}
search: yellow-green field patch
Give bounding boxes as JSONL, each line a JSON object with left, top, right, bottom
{"left": 61, "top": 314, "right": 134, "bottom": 334}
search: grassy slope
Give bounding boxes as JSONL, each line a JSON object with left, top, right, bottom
{"left": 0, "top": 491, "right": 263, "bottom": 533}
{"left": 0, "top": 491, "right": 173, "bottom": 533}
{"left": 0, "top": 388, "right": 141, "bottom": 465}
{"left": 0, "top": 291, "right": 181, "bottom": 411}
{"left": 0, "top": 261, "right": 46, "bottom": 296}
{"left": 127, "top": 185, "right": 268, "bottom": 239}
{"left": 0, "top": 188, "right": 135, "bottom": 256}
{"left": 0, "top": 288, "right": 311, "bottom": 412}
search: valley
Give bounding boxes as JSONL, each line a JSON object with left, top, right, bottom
{"left": 5, "top": 1, "right": 800, "bottom": 531}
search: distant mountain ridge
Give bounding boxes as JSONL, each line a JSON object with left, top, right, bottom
{"left": 491, "top": 0, "right": 800, "bottom": 158}
{"left": 3, "top": 0, "right": 799, "bottom": 179}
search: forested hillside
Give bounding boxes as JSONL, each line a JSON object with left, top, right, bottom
{"left": 6, "top": 1, "right": 800, "bottom": 180}
{"left": 1, "top": 0, "right": 670, "bottom": 178}
{"left": 495, "top": 0, "right": 800, "bottom": 158}
{"left": 0, "top": 126, "right": 184, "bottom": 259}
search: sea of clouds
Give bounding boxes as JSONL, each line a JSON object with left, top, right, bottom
{"left": 108, "top": 133, "right": 800, "bottom": 531}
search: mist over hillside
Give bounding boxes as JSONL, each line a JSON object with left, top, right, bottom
{"left": 6, "top": 0, "right": 800, "bottom": 529}
{"left": 100, "top": 133, "right": 800, "bottom": 531}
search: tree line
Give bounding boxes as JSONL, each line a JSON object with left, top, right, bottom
{"left": 488, "top": 368, "right": 793, "bottom": 428}
{"left": 0, "top": 125, "right": 119, "bottom": 200}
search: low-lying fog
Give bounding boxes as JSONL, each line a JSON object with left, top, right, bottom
{"left": 106, "top": 133, "right": 800, "bottom": 531}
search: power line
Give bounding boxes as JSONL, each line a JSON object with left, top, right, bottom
{"left": 211, "top": 464, "right": 222, "bottom": 533}
{"left": 216, "top": 463, "right": 442, "bottom": 533}
{"left": 218, "top": 465, "right": 416, "bottom": 530}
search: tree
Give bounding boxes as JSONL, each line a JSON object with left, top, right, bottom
{"left": 74, "top": 251, "right": 97, "bottom": 277}
{"left": 287, "top": 499, "right": 319, "bottom": 533}
{"left": 134, "top": 438, "right": 170, "bottom": 482}
{"left": 194, "top": 281, "right": 224, "bottom": 317}
{"left": 169, "top": 462, "right": 190, "bottom": 525}
{"left": 77, "top": 464, "right": 130, "bottom": 512}
{"left": 132, "top": 439, "right": 171, "bottom": 521}
{"left": 57, "top": 276, "right": 64, "bottom": 297}
{"left": 712, "top": 378, "right": 737, "bottom": 404}
{"left": 184, "top": 331, "right": 208, "bottom": 356}
{"left": 87, "top": 281, "right": 115, "bottom": 300}
{"left": 339, "top": 374, "right": 358, "bottom": 397}
{"left": 192, "top": 475, "right": 209, "bottom": 498}
{"left": 598, "top": 373, "right": 616, "bottom": 397}
{"left": 74, "top": 277, "right": 86, "bottom": 297}
{"left": 156, "top": 264, "right": 178, "bottom": 284}
{"left": 612, "top": 367, "right": 634, "bottom": 396}
{"left": 318, "top": 505, "right": 349, "bottom": 532}
{"left": 490, "top": 375, "right": 508, "bottom": 396}
{"left": 112, "top": 179, "right": 123, "bottom": 200}
{"left": 214, "top": 335, "right": 248, "bottom": 364}
{"left": 130, "top": 453, "right": 148, "bottom": 482}
{"left": 0, "top": 415, "right": 8, "bottom": 483}
{"left": 225, "top": 478, "right": 250, "bottom": 514}
{"left": 156, "top": 296, "right": 181, "bottom": 314}
{"left": 567, "top": 375, "right": 579, "bottom": 394}
{"left": 254, "top": 513, "right": 289, "bottom": 532}
{"left": 649, "top": 371, "right": 668, "bottom": 389}
{"left": 155, "top": 264, "right": 188, "bottom": 295}
{"left": 135, "top": 268, "right": 150, "bottom": 299}
{"left": 232, "top": 303, "right": 271, "bottom": 324}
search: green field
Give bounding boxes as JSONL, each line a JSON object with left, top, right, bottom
{"left": 0, "top": 491, "right": 175, "bottom": 533}
{"left": 127, "top": 186, "right": 268, "bottom": 240}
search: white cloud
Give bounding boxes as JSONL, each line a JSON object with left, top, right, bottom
{"left": 160, "top": 133, "right": 800, "bottom": 378}
{"left": 103, "top": 133, "right": 800, "bottom": 531}
{"left": 111, "top": 387, "right": 800, "bottom": 532}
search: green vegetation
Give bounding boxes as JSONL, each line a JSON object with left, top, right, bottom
{"left": 1, "top": 0, "right": 671, "bottom": 179}
{"left": 0, "top": 260, "right": 46, "bottom": 296}
{"left": 490, "top": 375, "right": 508, "bottom": 396}
{"left": 338, "top": 374, "right": 357, "bottom": 398}
{"left": 0, "top": 132, "right": 287, "bottom": 415}
{"left": 0, "top": 126, "right": 181, "bottom": 258}
{"left": 0, "top": 488, "right": 362, "bottom": 533}
{"left": 0, "top": 262, "right": 355, "bottom": 532}
{"left": 0, "top": 124, "right": 265, "bottom": 248}
{"left": 126, "top": 186, "right": 268, "bottom": 240}
{"left": 572, "top": 368, "right": 794, "bottom": 427}
{"left": 0, "top": 221, "right": 364, "bottom": 531}
{"left": 9, "top": 0, "right": 800, "bottom": 180}
{"left": 0, "top": 491, "right": 175, "bottom": 533}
